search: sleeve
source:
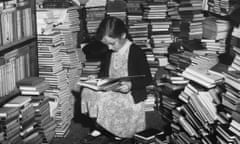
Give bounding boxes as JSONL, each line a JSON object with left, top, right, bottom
{"left": 129, "top": 45, "right": 153, "bottom": 90}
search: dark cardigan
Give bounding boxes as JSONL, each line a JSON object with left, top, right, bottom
{"left": 99, "top": 44, "right": 153, "bottom": 103}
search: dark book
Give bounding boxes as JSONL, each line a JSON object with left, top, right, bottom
{"left": 16, "top": 77, "right": 45, "bottom": 87}
{"left": 134, "top": 128, "right": 164, "bottom": 141}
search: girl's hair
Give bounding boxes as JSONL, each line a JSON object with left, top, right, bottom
{"left": 96, "top": 16, "right": 128, "bottom": 40}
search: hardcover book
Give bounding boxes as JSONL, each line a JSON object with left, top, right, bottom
{"left": 134, "top": 128, "right": 164, "bottom": 141}
{"left": 77, "top": 75, "right": 145, "bottom": 91}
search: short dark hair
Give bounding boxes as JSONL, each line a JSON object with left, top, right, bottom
{"left": 96, "top": 16, "right": 128, "bottom": 40}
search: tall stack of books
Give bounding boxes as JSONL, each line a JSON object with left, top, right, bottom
{"left": 178, "top": 0, "right": 205, "bottom": 40}
{"left": 37, "top": 32, "right": 72, "bottom": 138}
{"left": 143, "top": 0, "right": 172, "bottom": 55}
{"left": 50, "top": 7, "right": 82, "bottom": 89}
{"left": 142, "top": 1, "right": 172, "bottom": 76}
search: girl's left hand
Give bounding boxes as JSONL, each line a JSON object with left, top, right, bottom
{"left": 114, "top": 81, "right": 132, "bottom": 93}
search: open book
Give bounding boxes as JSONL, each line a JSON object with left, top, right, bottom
{"left": 77, "top": 75, "right": 145, "bottom": 91}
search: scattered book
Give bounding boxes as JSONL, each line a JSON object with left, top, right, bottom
{"left": 4, "top": 96, "right": 32, "bottom": 108}
{"left": 16, "top": 77, "right": 45, "bottom": 87}
{"left": 77, "top": 75, "right": 145, "bottom": 91}
{"left": 134, "top": 128, "right": 164, "bottom": 141}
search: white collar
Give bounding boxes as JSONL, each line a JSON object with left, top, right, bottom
{"left": 117, "top": 39, "right": 132, "bottom": 55}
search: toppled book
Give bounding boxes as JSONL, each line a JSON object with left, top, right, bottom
{"left": 134, "top": 128, "right": 164, "bottom": 141}
{"left": 77, "top": 75, "right": 145, "bottom": 91}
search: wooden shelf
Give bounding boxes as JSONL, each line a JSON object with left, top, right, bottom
{"left": 0, "top": 36, "right": 36, "bottom": 55}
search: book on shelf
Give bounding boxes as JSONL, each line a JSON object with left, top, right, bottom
{"left": 77, "top": 75, "right": 145, "bottom": 91}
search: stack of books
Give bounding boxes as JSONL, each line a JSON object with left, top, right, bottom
{"left": 33, "top": 97, "right": 56, "bottom": 143}
{"left": 207, "top": 0, "right": 232, "bottom": 16}
{"left": 0, "top": 107, "right": 21, "bottom": 144}
{"left": 106, "top": 0, "right": 127, "bottom": 23}
{"left": 37, "top": 32, "right": 72, "bottom": 138}
{"left": 200, "top": 39, "right": 226, "bottom": 55}
{"left": 167, "top": 1, "right": 181, "bottom": 39}
{"left": 202, "top": 16, "right": 230, "bottom": 40}
{"left": 178, "top": 0, "right": 205, "bottom": 40}
{"left": 17, "top": 77, "right": 49, "bottom": 96}
{"left": 80, "top": 61, "right": 101, "bottom": 80}
{"left": 3, "top": 96, "right": 40, "bottom": 144}
{"left": 85, "top": 6, "right": 106, "bottom": 37}
{"left": 228, "top": 26, "right": 240, "bottom": 71}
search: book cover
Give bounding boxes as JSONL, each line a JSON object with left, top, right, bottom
{"left": 134, "top": 128, "right": 164, "bottom": 141}
{"left": 4, "top": 96, "right": 32, "bottom": 108}
{"left": 16, "top": 77, "right": 45, "bottom": 86}
{"left": 77, "top": 75, "right": 145, "bottom": 91}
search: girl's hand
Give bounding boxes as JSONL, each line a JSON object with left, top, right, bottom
{"left": 114, "top": 81, "right": 132, "bottom": 93}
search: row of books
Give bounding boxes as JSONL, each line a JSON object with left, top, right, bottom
{"left": 0, "top": 6, "right": 34, "bottom": 47}
{"left": 0, "top": 43, "right": 36, "bottom": 97}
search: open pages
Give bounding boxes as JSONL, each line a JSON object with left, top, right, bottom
{"left": 77, "top": 75, "right": 145, "bottom": 91}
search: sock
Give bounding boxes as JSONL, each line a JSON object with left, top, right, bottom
{"left": 90, "top": 130, "right": 101, "bottom": 137}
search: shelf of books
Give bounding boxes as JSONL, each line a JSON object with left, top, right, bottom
{"left": 0, "top": 0, "right": 37, "bottom": 106}
{"left": 0, "top": 0, "right": 46, "bottom": 143}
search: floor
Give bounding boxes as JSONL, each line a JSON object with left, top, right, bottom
{"left": 49, "top": 91, "right": 170, "bottom": 144}
{"left": 49, "top": 90, "right": 133, "bottom": 144}
{"left": 50, "top": 118, "right": 90, "bottom": 144}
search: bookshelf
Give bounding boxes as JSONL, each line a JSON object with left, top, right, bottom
{"left": 0, "top": 0, "right": 38, "bottom": 106}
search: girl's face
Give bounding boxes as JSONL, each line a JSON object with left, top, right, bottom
{"left": 101, "top": 35, "right": 126, "bottom": 52}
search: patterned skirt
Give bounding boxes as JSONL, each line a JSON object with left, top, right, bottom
{"left": 81, "top": 88, "right": 146, "bottom": 138}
